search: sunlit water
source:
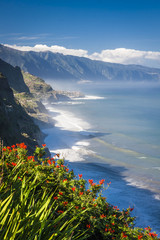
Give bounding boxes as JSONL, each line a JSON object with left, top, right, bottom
{"left": 44, "top": 81, "right": 160, "bottom": 234}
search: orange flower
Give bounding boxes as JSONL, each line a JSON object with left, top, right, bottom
{"left": 149, "top": 232, "right": 158, "bottom": 237}
{"left": 63, "top": 201, "right": 68, "bottom": 206}
{"left": 11, "top": 162, "right": 17, "bottom": 166}
{"left": 99, "top": 179, "right": 105, "bottom": 184}
{"left": 129, "top": 206, "right": 134, "bottom": 212}
{"left": 122, "top": 232, "right": 127, "bottom": 238}
{"left": 66, "top": 168, "right": 69, "bottom": 172}
{"left": 47, "top": 159, "right": 52, "bottom": 165}
{"left": 100, "top": 214, "right": 106, "bottom": 218}
{"left": 19, "top": 143, "right": 27, "bottom": 149}
{"left": 86, "top": 224, "right": 91, "bottom": 228}
{"left": 88, "top": 179, "right": 93, "bottom": 184}
{"left": 57, "top": 210, "right": 64, "bottom": 214}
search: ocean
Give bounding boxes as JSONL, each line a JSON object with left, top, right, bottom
{"left": 43, "top": 81, "right": 160, "bottom": 234}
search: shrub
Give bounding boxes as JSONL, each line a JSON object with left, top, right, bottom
{"left": 0, "top": 143, "right": 159, "bottom": 239}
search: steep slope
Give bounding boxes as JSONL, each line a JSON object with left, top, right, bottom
{"left": 0, "top": 44, "right": 160, "bottom": 82}
{"left": 0, "top": 73, "right": 43, "bottom": 151}
{"left": 0, "top": 58, "right": 29, "bottom": 92}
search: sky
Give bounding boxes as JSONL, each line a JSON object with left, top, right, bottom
{"left": 1, "top": 0, "right": 160, "bottom": 68}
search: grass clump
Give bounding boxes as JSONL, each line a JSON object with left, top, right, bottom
{"left": 0, "top": 143, "right": 159, "bottom": 239}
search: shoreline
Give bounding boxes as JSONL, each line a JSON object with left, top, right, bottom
{"left": 41, "top": 98, "right": 160, "bottom": 234}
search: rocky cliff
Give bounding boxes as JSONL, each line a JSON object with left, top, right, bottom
{"left": 0, "top": 73, "right": 44, "bottom": 152}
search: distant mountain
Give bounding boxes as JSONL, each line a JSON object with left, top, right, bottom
{"left": 0, "top": 44, "right": 160, "bottom": 82}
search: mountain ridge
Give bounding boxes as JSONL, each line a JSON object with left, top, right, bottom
{"left": 1, "top": 44, "right": 160, "bottom": 82}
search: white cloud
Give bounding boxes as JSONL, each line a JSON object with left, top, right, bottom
{"left": 3, "top": 44, "right": 160, "bottom": 68}
{"left": 4, "top": 44, "right": 89, "bottom": 58}
{"left": 90, "top": 48, "right": 160, "bottom": 68}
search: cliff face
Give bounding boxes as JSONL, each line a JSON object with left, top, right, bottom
{"left": 0, "top": 72, "right": 44, "bottom": 152}
{"left": 0, "top": 58, "right": 29, "bottom": 93}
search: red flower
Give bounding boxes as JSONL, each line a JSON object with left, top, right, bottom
{"left": 99, "top": 179, "right": 105, "bottom": 184}
{"left": 11, "top": 162, "right": 17, "bottom": 166}
{"left": 88, "top": 179, "right": 93, "bottom": 184}
{"left": 129, "top": 206, "right": 134, "bottom": 212}
{"left": 42, "top": 144, "right": 46, "bottom": 147}
{"left": 122, "top": 232, "right": 127, "bottom": 238}
{"left": 75, "top": 206, "right": 79, "bottom": 209}
{"left": 57, "top": 210, "right": 64, "bottom": 214}
{"left": 79, "top": 192, "right": 83, "bottom": 195}
{"left": 11, "top": 145, "right": 15, "bottom": 148}
{"left": 91, "top": 183, "right": 96, "bottom": 186}
{"left": 72, "top": 187, "right": 76, "bottom": 191}
{"left": 82, "top": 207, "right": 86, "bottom": 210}
{"left": 138, "top": 235, "right": 143, "bottom": 239}
{"left": 19, "top": 143, "right": 27, "bottom": 149}
{"left": 100, "top": 214, "right": 106, "bottom": 218}
{"left": 47, "top": 159, "right": 52, "bottom": 165}
{"left": 54, "top": 196, "right": 58, "bottom": 200}
{"left": 66, "top": 168, "right": 69, "bottom": 172}
{"left": 58, "top": 192, "right": 63, "bottom": 195}
{"left": 56, "top": 165, "right": 60, "bottom": 168}
{"left": 61, "top": 165, "right": 65, "bottom": 167}
{"left": 63, "top": 201, "right": 68, "bottom": 206}
{"left": 78, "top": 174, "right": 82, "bottom": 178}
{"left": 149, "top": 232, "right": 158, "bottom": 237}
{"left": 63, "top": 179, "right": 67, "bottom": 182}
{"left": 86, "top": 224, "right": 91, "bottom": 228}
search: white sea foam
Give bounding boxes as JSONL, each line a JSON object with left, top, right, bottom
{"left": 72, "top": 95, "right": 106, "bottom": 100}
{"left": 46, "top": 106, "right": 90, "bottom": 132}
{"left": 44, "top": 104, "right": 95, "bottom": 162}
{"left": 52, "top": 101, "right": 85, "bottom": 105}
{"left": 154, "top": 194, "right": 160, "bottom": 200}
{"left": 125, "top": 176, "right": 160, "bottom": 201}
{"left": 152, "top": 167, "right": 160, "bottom": 171}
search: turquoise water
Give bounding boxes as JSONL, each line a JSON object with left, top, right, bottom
{"left": 44, "top": 82, "right": 160, "bottom": 233}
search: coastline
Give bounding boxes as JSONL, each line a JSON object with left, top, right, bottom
{"left": 41, "top": 96, "right": 160, "bottom": 234}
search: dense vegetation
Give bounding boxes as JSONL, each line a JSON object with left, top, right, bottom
{"left": 0, "top": 142, "right": 159, "bottom": 239}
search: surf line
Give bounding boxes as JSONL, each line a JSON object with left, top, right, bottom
{"left": 94, "top": 138, "right": 145, "bottom": 157}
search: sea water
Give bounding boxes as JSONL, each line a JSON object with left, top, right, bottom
{"left": 44, "top": 81, "right": 160, "bottom": 233}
